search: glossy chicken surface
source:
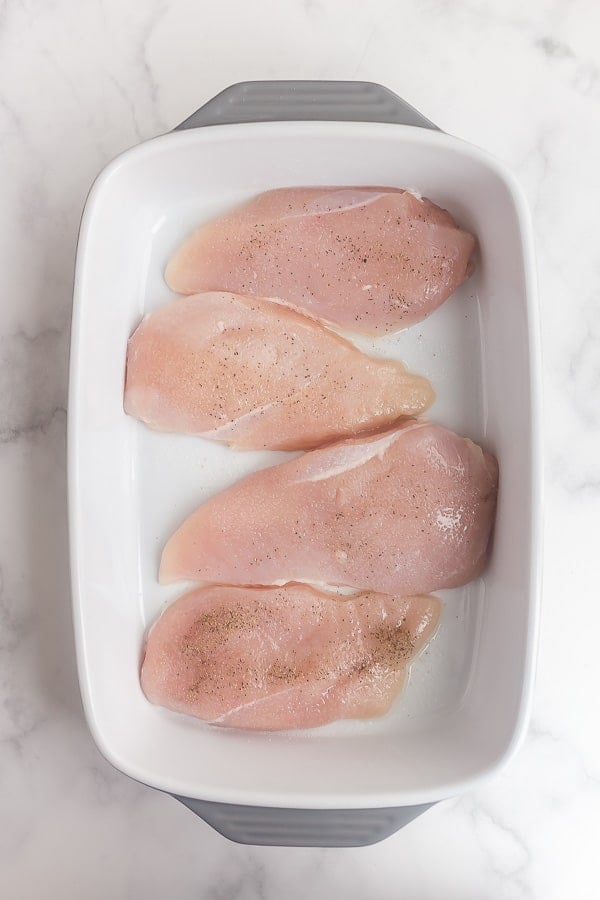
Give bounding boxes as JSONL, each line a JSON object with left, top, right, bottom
{"left": 160, "top": 420, "right": 498, "bottom": 595}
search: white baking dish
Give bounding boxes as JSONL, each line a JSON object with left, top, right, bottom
{"left": 69, "top": 82, "right": 542, "bottom": 846}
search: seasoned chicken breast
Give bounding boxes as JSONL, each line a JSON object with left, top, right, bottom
{"left": 124, "top": 292, "right": 433, "bottom": 450}
{"left": 165, "top": 187, "right": 475, "bottom": 334}
{"left": 160, "top": 420, "right": 498, "bottom": 594}
{"left": 141, "top": 584, "right": 440, "bottom": 730}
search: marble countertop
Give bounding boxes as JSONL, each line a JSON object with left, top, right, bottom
{"left": 2, "top": 0, "right": 599, "bottom": 897}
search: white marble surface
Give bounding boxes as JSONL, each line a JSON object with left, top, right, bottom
{"left": 1, "top": 0, "right": 599, "bottom": 896}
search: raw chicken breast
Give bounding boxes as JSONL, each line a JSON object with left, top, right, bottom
{"left": 165, "top": 187, "right": 476, "bottom": 335}
{"left": 124, "top": 292, "right": 434, "bottom": 450}
{"left": 160, "top": 420, "right": 499, "bottom": 594}
{"left": 141, "top": 584, "right": 440, "bottom": 730}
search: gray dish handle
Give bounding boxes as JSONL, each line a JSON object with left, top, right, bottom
{"left": 174, "top": 796, "right": 435, "bottom": 848}
{"left": 170, "top": 80, "right": 438, "bottom": 846}
{"left": 175, "top": 80, "right": 438, "bottom": 131}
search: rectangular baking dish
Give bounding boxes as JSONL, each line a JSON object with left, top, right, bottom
{"left": 69, "top": 81, "right": 542, "bottom": 846}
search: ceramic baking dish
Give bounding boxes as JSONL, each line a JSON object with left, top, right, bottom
{"left": 68, "top": 81, "right": 542, "bottom": 846}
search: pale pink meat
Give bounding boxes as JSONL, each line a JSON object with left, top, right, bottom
{"left": 140, "top": 584, "right": 440, "bottom": 730}
{"left": 123, "top": 292, "right": 434, "bottom": 450}
{"left": 165, "top": 187, "right": 476, "bottom": 335}
{"left": 160, "top": 421, "right": 499, "bottom": 594}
